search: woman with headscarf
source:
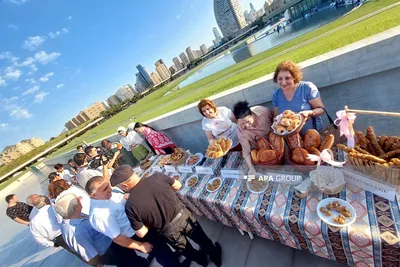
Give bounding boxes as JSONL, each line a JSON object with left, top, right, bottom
{"left": 117, "top": 126, "right": 152, "bottom": 161}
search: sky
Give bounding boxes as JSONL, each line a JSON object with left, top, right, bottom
{"left": 0, "top": 0, "right": 267, "bottom": 150}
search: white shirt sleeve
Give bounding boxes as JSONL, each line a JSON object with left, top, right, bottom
{"left": 219, "top": 106, "right": 232, "bottom": 119}
{"left": 30, "top": 222, "right": 54, "bottom": 247}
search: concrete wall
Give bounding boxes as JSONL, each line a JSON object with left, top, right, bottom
{"left": 44, "top": 26, "right": 400, "bottom": 166}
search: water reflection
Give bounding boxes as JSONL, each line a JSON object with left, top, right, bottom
{"left": 179, "top": 5, "right": 353, "bottom": 88}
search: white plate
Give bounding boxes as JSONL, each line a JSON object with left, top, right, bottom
{"left": 185, "top": 175, "right": 198, "bottom": 188}
{"left": 185, "top": 153, "right": 204, "bottom": 166}
{"left": 316, "top": 197, "right": 356, "bottom": 227}
{"left": 246, "top": 174, "right": 269, "bottom": 194}
{"left": 206, "top": 177, "right": 223, "bottom": 193}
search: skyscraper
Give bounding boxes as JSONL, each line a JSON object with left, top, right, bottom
{"left": 151, "top": 72, "right": 162, "bottom": 84}
{"left": 179, "top": 52, "right": 190, "bottom": 66}
{"left": 155, "top": 59, "right": 171, "bottom": 80}
{"left": 136, "top": 64, "right": 154, "bottom": 86}
{"left": 186, "top": 47, "right": 196, "bottom": 62}
{"left": 214, "top": 0, "right": 247, "bottom": 39}
{"left": 172, "top": 57, "right": 183, "bottom": 71}
{"left": 115, "top": 85, "right": 135, "bottom": 102}
{"left": 200, "top": 44, "right": 208, "bottom": 55}
{"left": 135, "top": 73, "right": 149, "bottom": 93}
{"left": 250, "top": 3, "right": 256, "bottom": 12}
{"left": 213, "top": 27, "right": 223, "bottom": 42}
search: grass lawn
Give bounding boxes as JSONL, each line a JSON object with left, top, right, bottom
{"left": 0, "top": 169, "right": 30, "bottom": 191}
{"left": 52, "top": 0, "right": 399, "bottom": 157}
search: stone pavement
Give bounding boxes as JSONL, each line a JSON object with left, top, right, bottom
{"left": 0, "top": 170, "right": 346, "bottom": 267}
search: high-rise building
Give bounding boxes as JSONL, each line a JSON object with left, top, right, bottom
{"left": 107, "top": 95, "right": 121, "bottom": 107}
{"left": 200, "top": 44, "right": 208, "bottom": 55}
{"left": 169, "top": 66, "right": 176, "bottom": 75}
{"left": 213, "top": 27, "right": 223, "bottom": 42}
{"left": 172, "top": 57, "right": 184, "bottom": 71}
{"left": 102, "top": 101, "right": 110, "bottom": 110}
{"left": 115, "top": 85, "right": 135, "bottom": 102}
{"left": 186, "top": 47, "right": 196, "bottom": 62}
{"left": 136, "top": 65, "right": 154, "bottom": 86}
{"left": 213, "top": 39, "right": 218, "bottom": 46}
{"left": 72, "top": 117, "right": 81, "bottom": 127}
{"left": 0, "top": 137, "right": 45, "bottom": 165}
{"left": 135, "top": 73, "right": 150, "bottom": 93}
{"left": 179, "top": 52, "right": 190, "bottom": 66}
{"left": 250, "top": 2, "right": 256, "bottom": 12}
{"left": 65, "top": 120, "right": 78, "bottom": 131}
{"left": 79, "top": 111, "right": 90, "bottom": 121}
{"left": 264, "top": 0, "right": 285, "bottom": 14}
{"left": 155, "top": 59, "right": 171, "bottom": 80}
{"left": 214, "top": 0, "right": 247, "bottom": 39}
{"left": 151, "top": 72, "right": 162, "bottom": 84}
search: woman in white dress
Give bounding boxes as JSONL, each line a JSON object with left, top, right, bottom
{"left": 198, "top": 99, "right": 241, "bottom": 151}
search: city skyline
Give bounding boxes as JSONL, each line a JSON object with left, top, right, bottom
{"left": 0, "top": 0, "right": 266, "bottom": 150}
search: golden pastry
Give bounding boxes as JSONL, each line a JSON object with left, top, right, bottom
{"left": 366, "top": 126, "right": 385, "bottom": 157}
{"left": 257, "top": 149, "right": 277, "bottom": 163}
{"left": 304, "top": 129, "right": 321, "bottom": 148}
{"left": 269, "top": 132, "right": 284, "bottom": 155}
{"left": 306, "top": 147, "right": 321, "bottom": 156}
{"left": 320, "top": 134, "right": 334, "bottom": 151}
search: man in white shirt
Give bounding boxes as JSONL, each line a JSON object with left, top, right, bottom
{"left": 85, "top": 176, "right": 188, "bottom": 267}
{"left": 54, "top": 163, "right": 73, "bottom": 183}
{"left": 73, "top": 152, "right": 109, "bottom": 189}
{"left": 29, "top": 195, "right": 84, "bottom": 260}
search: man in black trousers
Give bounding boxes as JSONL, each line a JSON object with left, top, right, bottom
{"left": 110, "top": 165, "right": 222, "bottom": 267}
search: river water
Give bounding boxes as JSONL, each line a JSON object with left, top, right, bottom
{"left": 178, "top": 5, "right": 354, "bottom": 88}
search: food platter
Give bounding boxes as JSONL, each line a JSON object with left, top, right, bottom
{"left": 246, "top": 174, "right": 269, "bottom": 194}
{"left": 206, "top": 177, "right": 222, "bottom": 193}
{"left": 185, "top": 175, "right": 198, "bottom": 188}
{"left": 316, "top": 198, "right": 356, "bottom": 227}
{"left": 205, "top": 137, "right": 232, "bottom": 159}
{"left": 185, "top": 153, "right": 204, "bottom": 166}
{"left": 271, "top": 110, "right": 305, "bottom": 137}
{"left": 158, "top": 155, "right": 171, "bottom": 167}
{"left": 172, "top": 173, "right": 181, "bottom": 180}
{"left": 140, "top": 159, "right": 153, "bottom": 170}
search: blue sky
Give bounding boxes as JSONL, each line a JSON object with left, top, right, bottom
{"left": 0, "top": 0, "right": 266, "bottom": 150}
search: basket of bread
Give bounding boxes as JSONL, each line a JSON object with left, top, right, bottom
{"left": 285, "top": 129, "right": 335, "bottom": 171}
{"left": 170, "top": 148, "right": 189, "bottom": 166}
{"left": 205, "top": 137, "right": 232, "bottom": 159}
{"left": 251, "top": 132, "right": 284, "bottom": 165}
{"left": 272, "top": 110, "right": 306, "bottom": 137}
{"left": 338, "top": 126, "right": 400, "bottom": 185}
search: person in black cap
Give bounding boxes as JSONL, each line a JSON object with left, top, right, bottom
{"left": 110, "top": 165, "right": 222, "bottom": 267}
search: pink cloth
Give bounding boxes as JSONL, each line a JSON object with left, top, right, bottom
{"left": 237, "top": 106, "right": 273, "bottom": 157}
{"left": 144, "top": 128, "right": 175, "bottom": 155}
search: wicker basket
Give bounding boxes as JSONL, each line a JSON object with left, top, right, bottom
{"left": 252, "top": 152, "right": 284, "bottom": 166}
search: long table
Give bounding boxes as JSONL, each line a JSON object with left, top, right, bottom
{"left": 165, "top": 152, "right": 400, "bottom": 267}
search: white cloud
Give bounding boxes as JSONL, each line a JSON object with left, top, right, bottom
{"left": 22, "top": 36, "right": 46, "bottom": 51}
{"left": 0, "top": 77, "right": 6, "bottom": 87}
{"left": 39, "top": 72, "right": 54, "bottom": 82}
{"left": 7, "top": 24, "right": 19, "bottom": 30}
{"left": 48, "top": 27, "right": 69, "bottom": 39}
{"left": 176, "top": 14, "right": 181, "bottom": 19}
{"left": 34, "top": 91, "right": 48, "bottom": 103}
{"left": 34, "top": 51, "right": 61, "bottom": 64}
{"left": 3, "top": 0, "right": 29, "bottom": 5}
{"left": 28, "top": 64, "right": 38, "bottom": 75}
{"left": 18, "top": 57, "right": 35, "bottom": 67}
{"left": 25, "top": 78, "right": 35, "bottom": 84}
{"left": 22, "top": 85, "right": 40, "bottom": 95}
{"left": 67, "top": 16, "right": 72, "bottom": 20}
{"left": 56, "top": 83, "right": 64, "bottom": 89}
{"left": 10, "top": 106, "right": 32, "bottom": 118}
{"left": 4, "top": 66, "right": 22, "bottom": 80}
{"left": 0, "top": 123, "right": 9, "bottom": 131}
{"left": 0, "top": 51, "right": 19, "bottom": 62}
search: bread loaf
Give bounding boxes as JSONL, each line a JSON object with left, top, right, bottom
{"left": 257, "top": 149, "right": 277, "bottom": 163}
{"left": 251, "top": 150, "right": 259, "bottom": 163}
{"left": 292, "top": 148, "right": 315, "bottom": 165}
{"left": 304, "top": 129, "right": 321, "bottom": 148}
{"left": 306, "top": 147, "right": 321, "bottom": 156}
{"left": 320, "top": 134, "right": 334, "bottom": 151}
{"left": 269, "top": 132, "right": 284, "bottom": 155}
{"left": 287, "top": 134, "right": 302, "bottom": 149}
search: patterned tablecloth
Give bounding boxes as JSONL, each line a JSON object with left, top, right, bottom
{"left": 171, "top": 152, "right": 400, "bottom": 267}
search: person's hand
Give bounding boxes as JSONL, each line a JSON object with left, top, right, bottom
{"left": 300, "top": 110, "right": 313, "bottom": 119}
{"left": 248, "top": 167, "right": 256, "bottom": 175}
{"left": 130, "top": 144, "right": 137, "bottom": 149}
{"left": 138, "top": 242, "right": 153, "bottom": 253}
{"left": 124, "top": 193, "right": 130, "bottom": 200}
{"left": 114, "top": 150, "right": 121, "bottom": 158}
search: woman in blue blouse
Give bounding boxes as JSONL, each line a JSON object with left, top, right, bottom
{"left": 272, "top": 60, "right": 326, "bottom": 133}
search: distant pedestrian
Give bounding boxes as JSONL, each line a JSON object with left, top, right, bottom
{"left": 67, "top": 159, "right": 78, "bottom": 175}
{"left": 48, "top": 172, "right": 62, "bottom": 184}
{"left": 76, "top": 145, "right": 84, "bottom": 153}
{"left": 118, "top": 126, "right": 152, "bottom": 161}
{"left": 133, "top": 122, "right": 176, "bottom": 155}
{"left": 54, "top": 163, "right": 73, "bottom": 183}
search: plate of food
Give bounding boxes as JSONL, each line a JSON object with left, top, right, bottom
{"left": 140, "top": 159, "right": 153, "bottom": 170}
{"left": 185, "top": 175, "right": 198, "bottom": 188}
{"left": 272, "top": 110, "right": 305, "bottom": 137}
{"left": 158, "top": 155, "right": 171, "bottom": 167}
{"left": 246, "top": 174, "right": 269, "bottom": 194}
{"left": 317, "top": 198, "right": 356, "bottom": 227}
{"left": 206, "top": 137, "right": 232, "bottom": 159}
{"left": 170, "top": 148, "right": 189, "bottom": 165}
{"left": 206, "top": 177, "right": 222, "bottom": 193}
{"left": 186, "top": 153, "right": 204, "bottom": 166}
{"left": 172, "top": 174, "right": 181, "bottom": 181}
